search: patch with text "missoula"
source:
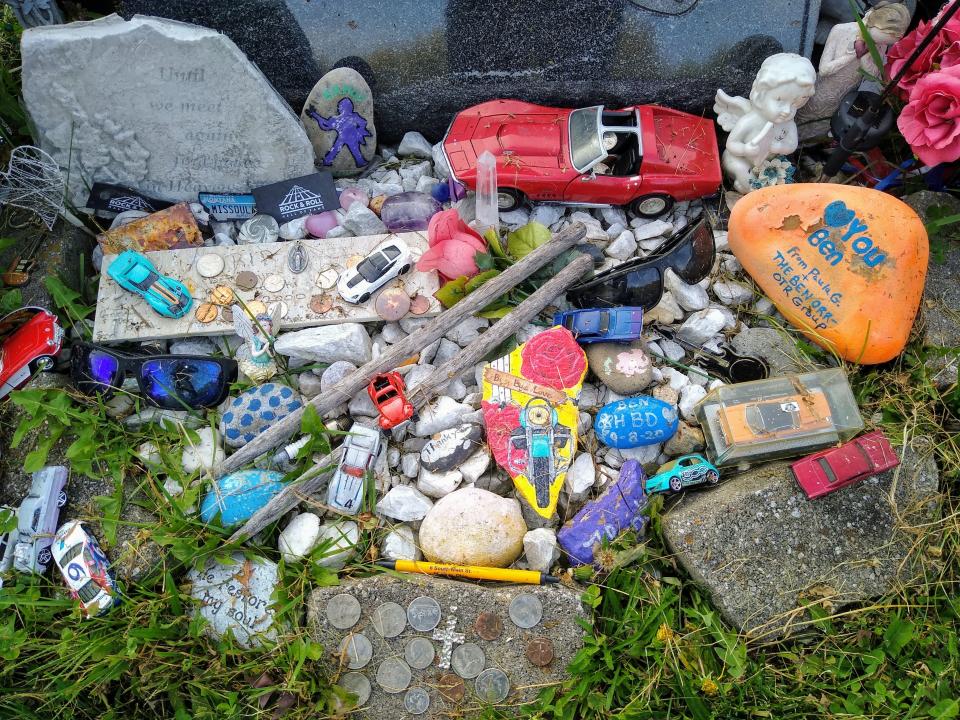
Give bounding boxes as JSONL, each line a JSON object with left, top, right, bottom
{"left": 251, "top": 171, "right": 339, "bottom": 222}
{"left": 198, "top": 192, "right": 257, "bottom": 221}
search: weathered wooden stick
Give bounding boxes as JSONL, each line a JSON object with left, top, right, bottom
{"left": 407, "top": 253, "right": 594, "bottom": 408}
{"left": 226, "top": 251, "right": 593, "bottom": 544}
{"left": 213, "top": 222, "right": 587, "bottom": 476}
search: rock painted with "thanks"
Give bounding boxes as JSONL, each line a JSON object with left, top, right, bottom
{"left": 729, "top": 184, "right": 927, "bottom": 364}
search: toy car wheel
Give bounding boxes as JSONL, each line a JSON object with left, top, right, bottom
{"left": 37, "top": 547, "right": 51, "bottom": 567}
{"left": 669, "top": 475, "right": 683, "bottom": 492}
{"left": 496, "top": 188, "right": 523, "bottom": 211}
{"left": 631, "top": 194, "right": 674, "bottom": 219}
{"left": 358, "top": 292, "right": 371, "bottom": 303}
{"left": 57, "top": 490, "right": 68, "bottom": 508}
{"left": 399, "top": 264, "right": 411, "bottom": 275}
{"left": 34, "top": 355, "right": 55, "bottom": 372}
{"left": 706, "top": 470, "right": 720, "bottom": 485}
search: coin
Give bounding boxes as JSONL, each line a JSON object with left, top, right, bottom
{"left": 210, "top": 285, "right": 234, "bottom": 305}
{"left": 236, "top": 270, "right": 259, "bottom": 291}
{"left": 437, "top": 673, "right": 465, "bottom": 703}
{"left": 407, "top": 596, "right": 442, "bottom": 632}
{"left": 239, "top": 214, "right": 279, "bottom": 244}
{"left": 263, "top": 274, "right": 285, "bottom": 293}
{"left": 267, "top": 300, "right": 288, "bottom": 319}
{"left": 326, "top": 593, "right": 361, "bottom": 629}
{"left": 288, "top": 241, "right": 308, "bottom": 273}
{"left": 409, "top": 294, "right": 431, "bottom": 315}
{"left": 317, "top": 268, "right": 339, "bottom": 290}
{"left": 196, "top": 253, "right": 225, "bottom": 278}
{"left": 403, "top": 637, "right": 435, "bottom": 669}
{"left": 475, "top": 668, "right": 510, "bottom": 703}
{"left": 375, "top": 657, "right": 411, "bottom": 694}
{"left": 508, "top": 594, "right": 543, "bottom": 629}
{"left": 220, "top": 306, "right": 233, "bottom": 322}
{"left": 339, "top": 632, "right": 373, "bottom": 669}
{"left": 451, "top": 643, "right": 485, "bottom": 679}
{"left": 310, "top": 293, "right": 333, "bottom": 314}
{"left": 375, "top": 288, "right": 411, "bottom": 321}
{"left": 474, "top": 612, "right": 503, "bottom": 641}
{"left": 371, "top": 601, "right": 407, "bottom": 638}
{"left": 338, "top": 672, "right": 371, "bottom": 707}
{"left": 246, "top": 300, "right": 267, "bottom": 316}
{"left": 403, "top": 687, "right": 430, "bottom": 715}
{"left": 194, "top": 303, "right": 217, "bottom": 323}
{"left": 525, "top": 637, "right": 554, "bottom": 667}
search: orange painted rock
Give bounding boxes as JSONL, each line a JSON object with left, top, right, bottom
{"left": 729, "top": 184, "right": 927, "bottom": 364}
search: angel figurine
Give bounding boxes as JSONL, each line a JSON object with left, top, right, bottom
{"left": 714, "top": 53, "right": 817, "bottom": 194}
{"left": 233, "top": 303, "right": 282, "bottom": 382}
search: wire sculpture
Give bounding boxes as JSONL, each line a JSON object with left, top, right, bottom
{"left": 0, "top": 145, "right": 66, "bottom": 230}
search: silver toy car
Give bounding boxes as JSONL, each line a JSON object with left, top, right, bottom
{"left": 328, "top": 423, "right": 382, "bottom": 514}
{"left": 11, "top": 465, "right": 68, "bottom": 574}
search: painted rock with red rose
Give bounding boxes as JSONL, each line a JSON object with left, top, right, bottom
{"left": 481, "top": 326, "right": 588, "bottom": 519}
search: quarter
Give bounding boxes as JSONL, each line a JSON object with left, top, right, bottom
{"left": 370, "top": 601, "right": 407, "bottom": 638}
{"left": 474, "top": 668, "right": 510, "bottom": 704}
{"left": 196, "top": 253, "right": 225, "bottom": 278}
{"left": 403, "top": 687, "right": 430, "bottom": 715}
{"left": 375, "top": 657, "right": 412, "bottom": 694}
{"left": 338, "top": 672, "right": 371, "bottom": 707}
{"left": 339, "top": 633, "right": 373, "bottom": 669}
{"left": 325, "top": 593, "right": 361, "bottom": 630}
{"left": 508, "top": 593, "right": 543, "bottom": 629}
{"left": 263, "top": 274, "right": 285, "bottom": 293}
{"left": 451, "top": 642, "right": 485, "bottom": 679}
{"left": 403, "top": 637, "right": 435, "bottom": 669}
{"left": 406, "top": 596, "right": 442, "bottom": 632}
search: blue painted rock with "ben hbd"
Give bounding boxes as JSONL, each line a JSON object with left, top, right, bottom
{"left": 594, "top": 395, "right": 678, "bottom": 449}
{"left": 201, "top": 469, "right": 287, "bottom": 526}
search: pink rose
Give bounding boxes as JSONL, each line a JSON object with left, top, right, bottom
{"left": 897, "top": 64, "right": 960, "bottom": 166}
{"left": 887, "top": 14, "right": 951, "bottom": 96}
{"left": 518, "top": 327, "right": 587, "bottom": 391}
{"left": 416, "top": 209, "right": 487, "bottom": 281}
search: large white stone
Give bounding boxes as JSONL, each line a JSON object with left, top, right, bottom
{"left": 315, "top": 520, "right": 359, "bottom": 569}
{"left": 416, "top": 467, "right": 463, "bottom": 499}
{"left": 21, "top": 15, "right": 314, "bottom": 205}
{"left": 377, "top": 485, "right": 434, "bottom": 521}
{"left": 565, "top": 453, "right": 597, "bottom": 499}
{"left": 382, "top": 525, "right": 421, "bottom": 561}
{"left": 180, "top": 426, "right": 225, "bottom": 474}
{"left": 419, "top": 487, "right": 526, "bottom": 567}
{"left": 278, "top": 512, "right": 322, "bottom": 562}
{"left": 274, "top": 324, "right": 372, "bottom": 365}
{"left": 678, "top": 309, "right": 727, "bottom": 345}
{"left": 523, "top": 528, "right": 560, "bottom": 573}
{"left": 410, "top": 396, "right": 473, "bottom": 437}
{"left": 664, "top": 268, "right": 709, "bottom": 311}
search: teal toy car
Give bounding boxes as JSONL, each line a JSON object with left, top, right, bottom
{"left": 645, "top": 454, "right": 720, "bottom": 494}
{"left": 106, "top": 250, "right": 192, "bottom": 318}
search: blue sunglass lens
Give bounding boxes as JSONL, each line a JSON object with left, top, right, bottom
{"left": 85, "top": 351, "right": 121, "bottom": 391}
{"left": 140, "top": 359, "right": 225, "bottom": 409}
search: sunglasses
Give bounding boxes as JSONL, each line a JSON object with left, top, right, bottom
{"left": 71, "top": 343, "right": 237, "bottom": 410}
{"left": 567, "top": 219, "right": 716, "bottom": 310}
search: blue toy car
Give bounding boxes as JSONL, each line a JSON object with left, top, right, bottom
{"left": 107, "top": 250, "right": 192, "bottom": 318}
{"left": 553, "top": 307, "right": 644, "bottom": 343}
{"left": 645, "top": 454, "right": 720, "bottom": 494}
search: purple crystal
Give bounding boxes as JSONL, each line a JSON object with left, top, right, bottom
{"left": 557, "top": 459, "right": 648, "bottom": 566}
{"left": 380, "top": 191, "right": 441, "bottom": 232}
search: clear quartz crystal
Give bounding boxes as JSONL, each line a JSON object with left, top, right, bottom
{"left": 475, "top": 150, "right": 499, "bottom": 233}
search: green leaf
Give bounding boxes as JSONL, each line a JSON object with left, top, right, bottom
{"left": 0, "top": 287, "right": 23, "bottom": 315}
{"left": 478, "top": 305, "right": 513, "bottom": 319}
{"left": 484, "top": 227, "right": 508, "bottom": 259}
{"left": 506, "top": 222, "right": 551, "bottom": 260}
{"left": 465, "top": 269, "right": 499, "bottom": 293}
{"left": 474, "top": 251, "right": 496, "bottom": 271}
{"left": 930, "top": 699, "right": 960, "bottom": 719}
{"left": 434, "top": 276, "right": 470, "bottom": 308}
{"left": 882, "top": 615, "right": 914, "bottom": 657}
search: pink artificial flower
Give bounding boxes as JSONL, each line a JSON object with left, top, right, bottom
{"left": 897, "top": 63, "right": 960, "bottom": 166}
{"left": 416, "top": 208, "right": 487, "bottom": 281}
{"left": 885, "top": 6, "right": 960, "bottom": 97}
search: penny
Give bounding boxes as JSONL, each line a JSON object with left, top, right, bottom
{"left": 403, "top": 687, "right": 430, "bottom": 715}
{"left": 474, "top": 668, "right": 510, "bottom": 704}
{"left": 246, "top": 300, "right": 267, "bottom": 317}
{"left": 263, "top": 274, "right": 285, "bottom": 293}
{"left": 375, "top": 288, "right": 411, "bottom": 321}
{"left": 239, "top": 214, "right": 279, "bottom": 244}
{"left": 407, "top": 596, "right": 442, "bottom": 632}
{"left": 339, "top": 672, "right": 371, "bottom": 707}
{"left": 196, "top": 253, "right": 225, "bottom": 278}
{"left": 451, "top": 643, "right": 485, "bottom": 679}
{"left": 220, "top": 306, "right": 233, "bottom": 323}
{"left": 508, "top": 594, "right": 543, "bottom": 629}
{"left": 403, "top": 637, "right": 435, "bottom": 669}
{"left": 210, "top": 285, "right": 234, "bottom": 305}
{"left": 339, "top": 633, "right": 373, "bottom": 669}
{"left": 309, "top": 294, "right": 333, "bottom": 314}
{"left": 525, "top": 637, "right": 555, "bottom": 667}
{"left": 375, "top": 657, "right": 411, "bottom": 694}
{"left": 325, "top": 593, "right": 361, "bottom": 629}
{"left": 474, "top": 612, "right": 503, "bottom": 641}
{"left": 437, "top": 673, "right": 465, "bottom": 703}
{"left": 267, "top": 301, "right": 288, "bottom": 319}
{"left": 317, "top": 268, "right": 339, "bottom": 290}
{"left": 288, "top": 241, "right": 308, "bottom": 273}
{"left": 194, "top": 303, "right": 217, "bottom": 323}
{"left": 371, "top": 601, "right": 407, "bottom": 638}
{"left": 409, "top": 294, "right": 431, "bottom": 315}
{"left": 236, "top": 270, "right": 259, "bottom": 291}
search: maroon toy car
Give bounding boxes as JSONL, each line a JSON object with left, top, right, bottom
{"left": 0, "top": 307, "right": 63, "bottom": 400}
{"left": 441, "top": 99, "right": 722, "bottom": 218}
{"left": 791, "top": 430, "right": 899, "bottom": 500}
{"left": 367, "top": 371, "right": 416, "bottom": 430}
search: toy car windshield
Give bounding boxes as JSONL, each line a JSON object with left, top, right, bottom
{"left": 568, "top": 106, "right": 642, "bottom": 173}
{"left": 746, "top": 402, "right": 800, "bottom": 435}
{"left": 357, "top": 254, "right": 390, "bottom": 282}
{"left": 563, "top": 311, "right": 609, "bottom": 335}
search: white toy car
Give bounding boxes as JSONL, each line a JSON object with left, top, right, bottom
{"left": 51, "top": 520, "right": 118, "bottom": 617}
{"left": 328, "top": 423, "right": 382, "bottom": 514}
{"left": 11, "top": 466, "right": 68, "bottom": 574}
{"left": 337, "top": 238, "right": 413, "bottom": 304}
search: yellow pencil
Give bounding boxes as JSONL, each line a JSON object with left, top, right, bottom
{"left": 376, "top": 560, "right": 558, "bottom": 585}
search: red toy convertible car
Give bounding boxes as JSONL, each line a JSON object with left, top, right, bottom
{"left": 0, "top": 307, "right": 63, "bottom": 400}
{"left": 790, "top": 430, "right": 900, "bottom": 500}
{"left": 442, "top": 99, "right": 722, "bottom": 218}
{"left": 367, "top": 371, "right": 416, "bottom": 430}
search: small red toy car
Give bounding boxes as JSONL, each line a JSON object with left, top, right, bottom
{"left": 0, "top": 307, "right": 63, "bottom": 400}
{"left": 368, "top": 371, "right": 416, "bottom": 430}
{"left": 442, "top": 99, "right": 722, "bottom": 218}
{"left": 791, "top": 430, "right": 899, "bottom": 500}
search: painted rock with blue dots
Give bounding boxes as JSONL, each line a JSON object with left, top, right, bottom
{"left": 219, "top": 383, "right": 303, "bottom": 449}
{"left": 200, "top": 469, "right": 287, "bottom": 526}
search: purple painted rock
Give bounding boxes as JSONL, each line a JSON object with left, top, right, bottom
{"left": 338, "top": 187, "right": 369, "bottom": 210}
{"left": 557, "top": 459, "right": 648, "bottom": 566}
{"left": 380, "top": 191, "right": 441, "bottom": 232}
